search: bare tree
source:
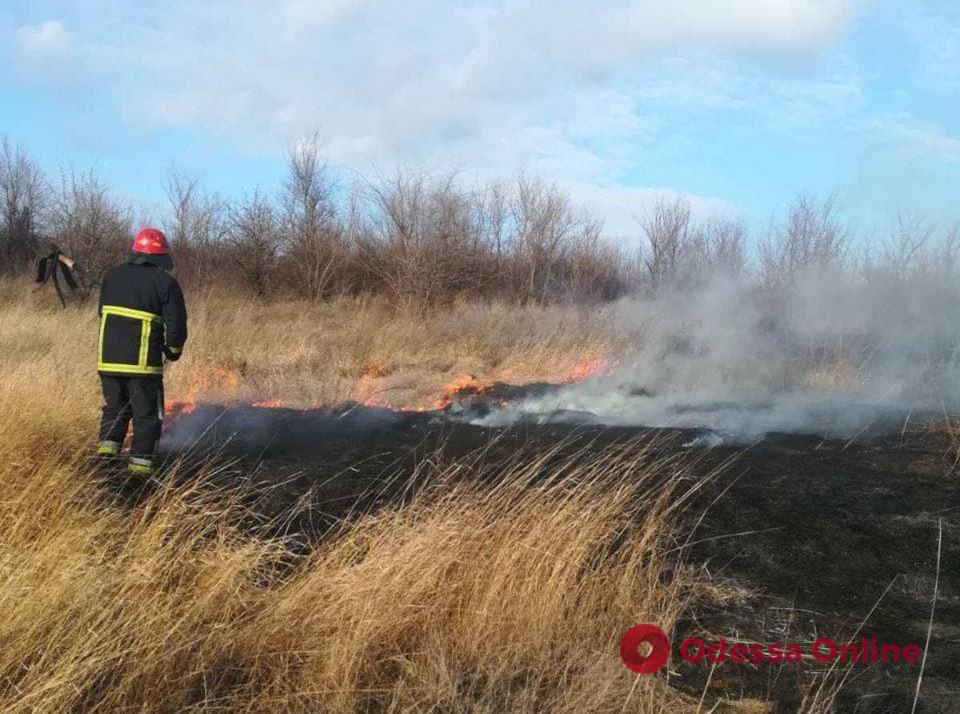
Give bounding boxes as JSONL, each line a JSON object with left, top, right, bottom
{"left": 359, "top": 171, "right": 429, "bottom": 306}
{"left": 634, "top": 200, "right": 748, "bottom": 290}
{"left": 637, "top": 198, "right": 695, "bottom": 289}
{"left": 476, "top": 179, "right": 509, "bottom": 271}
{"left": 509, "top": 176, "right": 585, "bottom": 303}
{"left": 867, "top": 210, "right": 936, "bottom": 279}
{"left": 937, "top": 223, "right": 960, "bottom": 276}
{"left": 0, "top": 137, "right": 47, "bottom": 273}
{"left": 47, "top": 168, "right": 130, "bottom": 285}
{"left": 360, "top": 171, "right": 491, "bottom": 308}
{"left": 227, "top": 191, "right": 280, "bottom": 296}
{"left": 564, "top": 219, "right": 628, "bottom": 301}
{"left": 760, "top": 194, "right": 848, "bottom": 287}
{"left": 165, "top": 169, "right": 227, "bottom": 289}
{"left": 281, "top": 138, "right": 345, "bottom": 300}
{"left": 0, "top": 144, "right": 639, "bottom": 305}
{"left": 697, "top": 218, "right": 747, "bottom": 277}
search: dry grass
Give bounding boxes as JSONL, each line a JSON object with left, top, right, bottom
{"left": 177, "top": 294, "right": 617, "bottom": 410}
{"left": 0, "top": 443, "right": 721, "bottom": 712}
{"left": 1, "top": 279, "right": 617, "bottom": 414}
{"left": 0, "top": 280, "right": 775, "bottom": 712}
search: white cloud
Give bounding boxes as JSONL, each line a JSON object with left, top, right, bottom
{"left": 101, "top": 1, "right": 867, "bottom": 166}
{"left": 15, "top": 19, "right": 69, "bottom": 58}
{"left": 868, "top": 114, "right": 960, "bottom": 158}
{"left": 6, "top": 1, "right": 871, "bottom": 233}
{"left": 281, "top": 0, "right": 362, "bottom": 28}
{"left": 88, "top": 3, "right": 858, "bottom": 123}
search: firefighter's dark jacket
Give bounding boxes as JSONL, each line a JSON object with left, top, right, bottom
{"left": 97, "top": 256, "right": 187, "bottom": 377}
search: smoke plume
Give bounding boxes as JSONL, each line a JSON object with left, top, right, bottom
{"left": 472, "top": 264, "right": 960, "bottom": 439}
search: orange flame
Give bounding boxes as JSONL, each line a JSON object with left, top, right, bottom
{"left": 432, "top": 375, "right": 492, "bottom": 410}
{"left": 166, "top": 366, "right": 241, "bottom": 420}
{"left": 566, "top": 355, "right": 607, "bottom": 382}
{"left": 361, "top": 359, "right": 390, "bottom": 379}
{"left": 167, "top": 394, "right": 198, "bottom": 417}
{"left": 166, "top": 353, "right": 609, "bottom": 419}
{"left": 353, "top": 372, "right": 392, "bottom": 409}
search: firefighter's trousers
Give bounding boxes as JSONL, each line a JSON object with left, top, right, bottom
{"left": 98, "top": 375, "right": 164, "bottom": 471}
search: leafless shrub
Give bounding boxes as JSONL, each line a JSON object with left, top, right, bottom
{"left": 0, "top": 137, "right": 47, "bottom": 272}
{"left": 508, "top": 177, "right": 597, "bottom": 303}
{"left": 476, "top": 179, "right": 510, "bottom": 270}
{"left": 563, "top": 223, "right": 629, "bottom": 302}
{"left": 635, "top": 200, "right": 748, "bottom": 292}
{"left": 760, "top": 194, "right": 848, "bottom": 287}
{"left": 0, "top": 137, "right": 753, "bottom": 306}
{"left": 697, "top": 218, "right": 747, "bottom": 276}
{"left": 636, "top": 197, "right": 710, "bottom": 291}
{"left": 47, "top": 168, "right": 131, "bottom": 284}
{"left": 940, "top": 224, "right": 960, "bottom": 275}
{"left": 281, "top": 138, "right": 348, "bottom": 300}
{"left": 351, "top": 174, "right": 634, "bottom": 307}
{"left": 165, "top": 169, "right": 228, "bottom": 290}
{"left": 226, "top": 191, "right": 281, "bottom": 297}
{"left": 858, "top": 211, "right": 960, "bottom": 288}
{"left": 359, "top": 172, "right": 494, "bottom": 309}
{"left": 882, "top": 210, "right": 935, "bottom": 274}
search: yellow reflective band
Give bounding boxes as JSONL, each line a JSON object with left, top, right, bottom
{"left": 139, "top": 319, "right": 151, "bottom": 368}
{"left": 97, "top": 445, "right": 119, "bottom": 456}
{"left": 97, "top": 362, "right": 164, "bottom": 375}
{"left": 98, "top": 311, "right": 107, "bottom": 367}
{"left": 167, "top": 346, "right": 182, "bottom": 354}
{"left": 98, "top": 305, "right": 164, "bottom": 374}
{"left": 101, "top": 305, "right": 161, "bottom": 322}
{"left": 127, "top": 463, "right": 155, "bottom": 475}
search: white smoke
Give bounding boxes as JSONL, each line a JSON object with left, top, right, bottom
{"left": 472, "top": 265, "right": 960, "bottom": 439}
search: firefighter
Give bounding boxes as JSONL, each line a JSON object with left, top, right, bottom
{"left": 95, "top": 228, "right": 187, "bottom": 477}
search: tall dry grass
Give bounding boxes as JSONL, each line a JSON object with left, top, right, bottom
{"left": 1, "top": 278, "right": 617, "bottom": 413}
{"left": 0, "top": 433, "right": 720, "bottom": 711}
{"left": 0, "top": 282, "right": 757, "bottom": 711}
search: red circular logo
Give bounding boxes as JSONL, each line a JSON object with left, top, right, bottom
{"left": 620, "top": 624, "right": 670, "bottom": 674}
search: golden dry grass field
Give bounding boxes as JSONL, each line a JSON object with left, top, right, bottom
{"left": 0, "top": 280, "right": 793, "bottom": 712}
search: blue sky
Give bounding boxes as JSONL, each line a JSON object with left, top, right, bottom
{"left": 2, "top": 0, "right": 958, "bottom": 242}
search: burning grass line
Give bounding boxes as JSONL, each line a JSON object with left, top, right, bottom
{"left": 0, "top": 300, "right": 727, "bottom": 710}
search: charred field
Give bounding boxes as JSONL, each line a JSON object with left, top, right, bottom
{"left": 148, "top": 382, "right": 959, "bottom": 712}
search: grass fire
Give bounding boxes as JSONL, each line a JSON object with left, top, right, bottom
{"left": 2, "top": 3, "right": 959, "bottom": 710}
{"left": 3, "top": 259, "right": 957, "bottom": 711}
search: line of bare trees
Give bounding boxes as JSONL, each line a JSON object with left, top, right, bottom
{"left": 1, "top": 138, "right": 132, "bottom": 290}
{"left": 2, "top": 136, "right": 632, "bottom": 306}
{"left": 3, "top": 134, "right": 958, "bottom": 307}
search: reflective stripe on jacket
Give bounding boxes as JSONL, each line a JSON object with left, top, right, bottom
{"left": 97, "top": 260, "right": 187, "bottom": 377}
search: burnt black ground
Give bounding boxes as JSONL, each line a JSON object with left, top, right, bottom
{"left": 142, "top": 395, "right": 959, "bottom": 713}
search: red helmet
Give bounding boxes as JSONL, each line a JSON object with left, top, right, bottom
{"left": 132, "top": 227, "right": 169, "bottom": 255}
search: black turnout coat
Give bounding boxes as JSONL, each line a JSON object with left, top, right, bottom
{"left": 97, "top": 256, "right": 187, "bottom": 378}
